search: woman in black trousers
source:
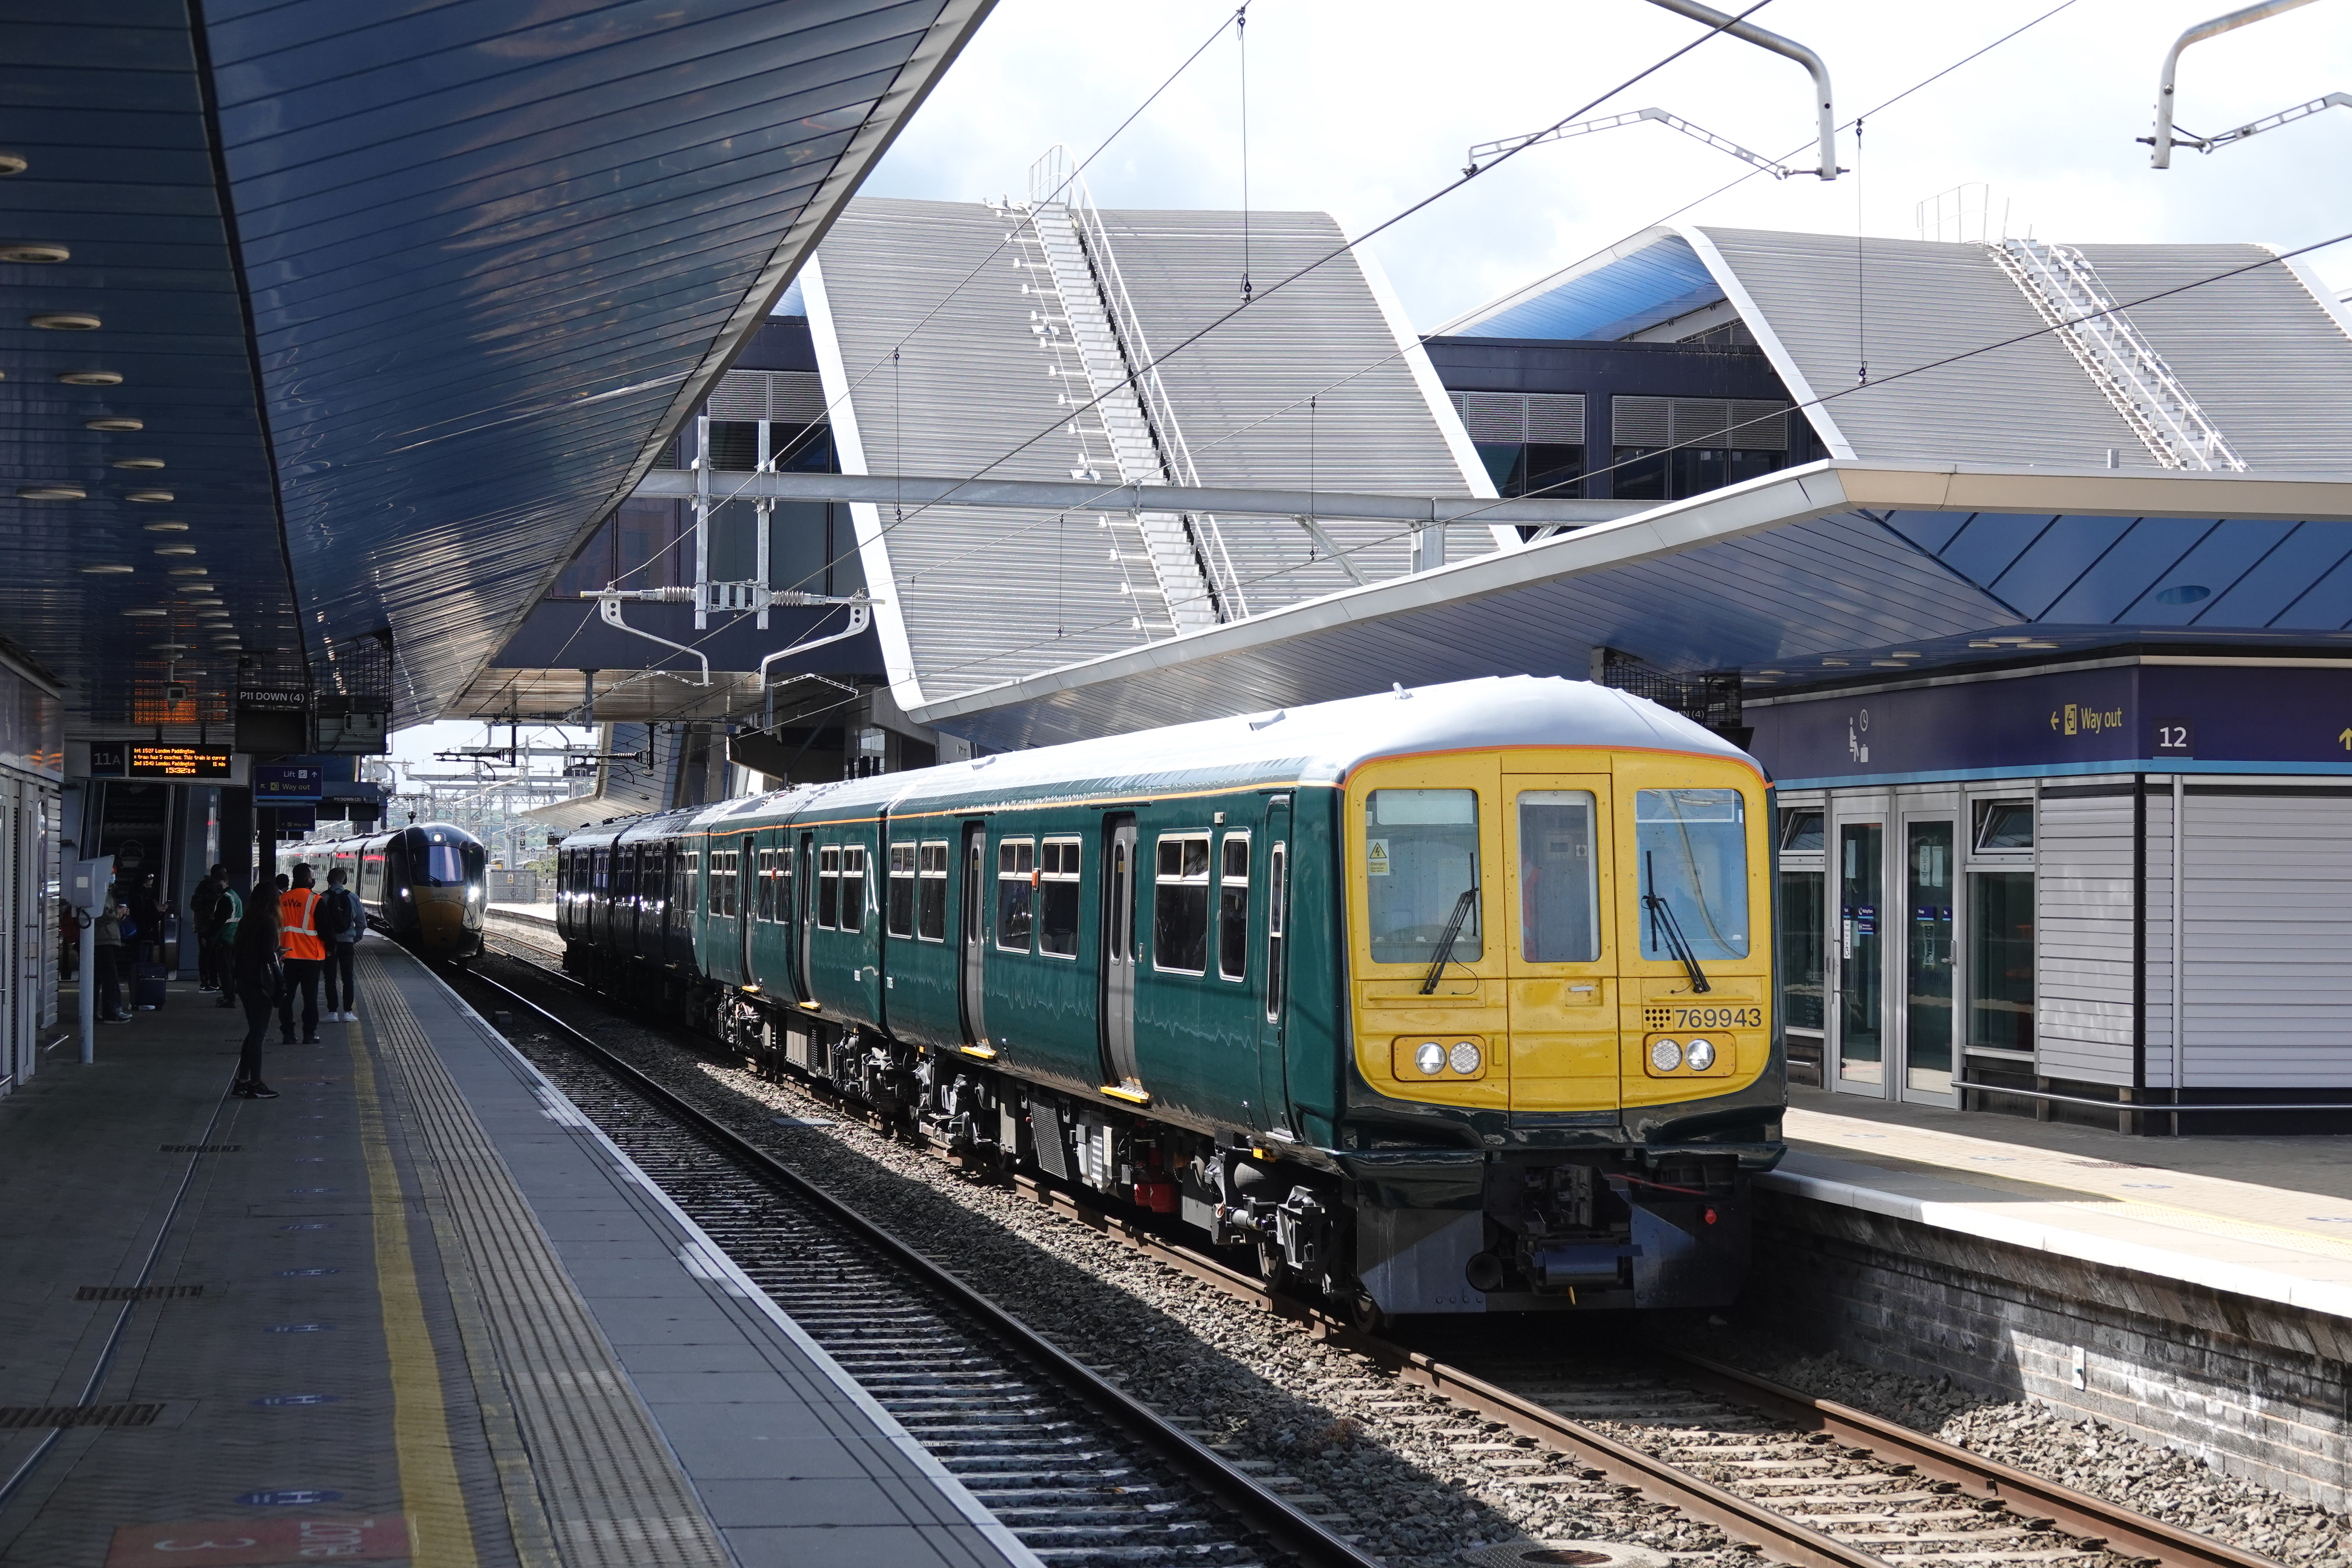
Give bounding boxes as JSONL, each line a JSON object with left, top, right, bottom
{"left": 230, "top": 893, "right": 283, "bottom": 1099}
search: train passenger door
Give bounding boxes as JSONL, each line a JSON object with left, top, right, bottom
{"left": 958, "top": 821, "right": 988, "bottom": 1045}
{"left": 1502, "top": 774, "right": 1617, "bottom": 1113}
{"left": 1253, "top": 800, "right": 1292, "bottom": 1132}
{"left": 1099, "top": 815, "right": 1139, "bottom": 1089}
{"left": 793, "top": 832, "right": 815, "bottom": 1002}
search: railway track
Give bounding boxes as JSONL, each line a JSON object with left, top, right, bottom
{"left": 471, "top": 915, "right": 2279, "bottom": 1568}
{"left": 453, "top": 959, "right": 1380, "bottom": 1568}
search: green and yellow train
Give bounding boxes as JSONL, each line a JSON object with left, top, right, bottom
{"left": 557, "top": 676, "right": 1784, "bottom": 1319}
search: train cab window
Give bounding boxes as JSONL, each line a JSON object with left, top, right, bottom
{"left": 1364, "top": 790, "right": 1482, "bottom": 965}
{"left": 1635, "top": 789, "right": 1749, "bottom": 960}
{"left": 888, "top": 844, "right": 917, "bottom": 937}
{"left": 1039, "top": 838, "right": 1081, "bottom": 957}
{"left": 1217, "top": 835, "right": 1249, "bottom": 980}
{"left": 840, "top": 845, "right": 867, "bottom": 932}
{"left": 917, "top": 842, "right": 949, "bottom": 941}
{"left": 818, "top": 847, "right": 840, "bottom": 929}
{"left": 1153, "top": 833, "right": 1211, "bottom": 974}
{"left": 997, "top": 839, "right": 1035, "bottom": 952}
{"left": 1517, "top": 790, "right": 1599, "bottom": 963}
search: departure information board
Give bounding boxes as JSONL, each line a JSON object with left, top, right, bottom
{"left": 89, "top": 742, "right": 234, "bottom": 779}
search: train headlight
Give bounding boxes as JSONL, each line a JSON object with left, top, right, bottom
{"left": 1415, "top": 1041, "right": 1446, "bottom": 1076}
{"left": 1685, "top": 1037, "right": 1717, "bottom": 1071}
{"left": 1649, "top": 1038, "right": 1684, "bottom": 1072}
{"left": 1449, "top": 1040, "right": 1481, "bottom": 1075}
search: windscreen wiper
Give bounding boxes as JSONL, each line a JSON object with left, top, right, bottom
{"left": 1642, "top": 850, "right": 1712, "bottom": 994}
{"left": 1419, "top": 884, "right": 1480, "bottom": 995}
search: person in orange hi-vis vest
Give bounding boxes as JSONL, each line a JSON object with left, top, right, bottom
{"left": 278, "top": 864, "right": 326, "bottom": 1046}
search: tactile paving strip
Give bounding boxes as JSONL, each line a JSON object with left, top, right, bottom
{"left": 358, "top": 952, "right": 730, "bottom": 1568}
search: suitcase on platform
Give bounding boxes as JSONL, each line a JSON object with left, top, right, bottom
{"left": 133, "top": 962, "right": 168, "bottom": 1011}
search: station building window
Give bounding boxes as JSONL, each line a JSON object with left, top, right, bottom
{"left": 888, "top": 844, "right": 917, "bottom": 937}
{"left": 1154, "top": 833, "right": 1211, "bottom": 974}
{"left": 1969, "top": 800, "right": 2034, "bottom": 1054}
{"left": 1040, "top": 838, "right": 1081, "bottom": 957}
{"left": 917, "top": 842, "right": 949, "bottom": 941}
{"left": 1777, "top": 809, "right": 1826, "bottom": 1033}
{"left": 997, "top": 839, "right": 1035, "bottom": 952}
{"left": 1217, "top": 835, "right": 1250, "bottom": 980}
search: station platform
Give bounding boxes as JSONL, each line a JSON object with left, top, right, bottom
{"left": 1765, "top": 1085, "right": 2352, "bottom": 1320}
{"left": 0, "top": 941, "right": 1035, "bottom": 1568}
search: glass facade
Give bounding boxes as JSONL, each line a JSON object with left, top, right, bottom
{"left": 1969, "top": 871, "right": 2036, "bottom": 1053}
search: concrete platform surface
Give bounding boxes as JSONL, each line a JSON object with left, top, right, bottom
{"left": 0, "top": 939, "right": 1036, "bottom": 1568}
{"left": 1772, "top": 1086, "right": 2352, "bottom": 1320}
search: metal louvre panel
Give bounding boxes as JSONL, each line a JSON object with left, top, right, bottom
{"left": 1523, "top": 392, "right": 1585, "bottom": 444}
{"left": 1699, "top": 228, "right": 2150, "bottom": 469}
{"left": 1461, "top": 392, "right": 1527, "bottom": 443}
{"left": 1102, "top": 207, "right": 1490, "bottom": 607}
{"left": 2034, "top": 792, "right": 2138, "bottom": 1087}
{"left": 708, "top": 370, "right": 830, "bottom": 424}
{"left": 1728, "top": 398, "right": 1788, "bottom": 452}
{"left": 818, "top": 199, "right": 1488, "bottom": 704}
{"left": 1668, "top": 399, "right": 1733, "bottom": 447}
{"left": 2073, "top": 244, "right": 2352, "bottom": 474}
{"left": 2182, "top": 794, "right": 2352, "bottom": 1086}
{"left": 1613, "top": 395, "right": 1670, "bottom": 447}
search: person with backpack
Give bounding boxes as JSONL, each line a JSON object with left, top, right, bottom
{"left": 319, "top": 866, "right": 361, "bottom": 1023}
{"left": 230, "top": 892, "right": 283, "bottom": 1098}
{"left": 209, "top": 879, "right": 246, "bottom": 1009}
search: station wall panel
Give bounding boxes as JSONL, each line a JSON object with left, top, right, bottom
{"left": 2034, "top": 793, "right": 2137, "bottom": 1087}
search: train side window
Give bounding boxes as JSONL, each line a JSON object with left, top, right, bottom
{"left": 888, "top": 844, "right": 917, "bottom": 937}
{"left": 997, "top": 839, "right": 1035, "bottom": 952}
{"left": 755, "top": 850, "right": 773, "bottom": 922}
{"left": 1217, "top": 834, "right": 1250, "bottom": 981}
{"left": 706, "top": 850, "right": 725, "bottom": 917}
{"left": 1153, "top": 833, "right": 1211, "bottom": 975}
{"left": 1039, "top": 838, "right": 1081, "bottom": 957}
{"left": 840, "top": 845, "right": 867, "bottom": 933}
{"left": 818, "top": 847, "right": 840, "bottom": 929}
{"left": 1265, "top": 842, "right": 1288, "bottom": 1020}
{"left": 917, "top": 842, "right": 949, "bottom": 941}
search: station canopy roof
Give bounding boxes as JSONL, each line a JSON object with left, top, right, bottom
{"left": 0, "top": 0, "right": 990, "bottom": 738}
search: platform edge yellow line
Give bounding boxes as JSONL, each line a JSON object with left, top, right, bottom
{"left": 350, "top": 1020, "right": 483, "bottom": 1568}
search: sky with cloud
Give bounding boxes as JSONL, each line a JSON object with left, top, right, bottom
{"left": 859, "top": 0, "right": 2352, "bottom": 328}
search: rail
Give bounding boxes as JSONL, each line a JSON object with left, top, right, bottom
{"left": 457, "top": 964, "right": 1384, "bottom": 1568}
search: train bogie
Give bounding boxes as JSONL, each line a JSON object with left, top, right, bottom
{"left": 553, "top": 677, "right": 1786, "bottom": 1317}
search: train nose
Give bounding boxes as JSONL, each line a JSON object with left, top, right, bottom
{"left": 414, "top": 889, "right": 474, "bottom": 946}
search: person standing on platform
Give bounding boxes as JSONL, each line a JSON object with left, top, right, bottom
{"left": 210, "top": 877, "right": 245, "bottom": 1009}
{"left": 91, "top": 894, "right": 128, "bottom": 1023}
{"left": 319, "top": 867, "right": 361, "bottom": 1023}
{"left": 191, "top": 865, "right": 230, "bottom": 993}
{"left": 230, "top": 891, "right": 282, "bottom": 1098}
{"left": 278, "top": 864, "right": 325, "bottom": 1047}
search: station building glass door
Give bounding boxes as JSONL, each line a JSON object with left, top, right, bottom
{"left": 1903, "top": 819, "right": 1957, "bottom": 1099}
{"left": 1833, "top": 818, "right": 1885, "bottom": 1087}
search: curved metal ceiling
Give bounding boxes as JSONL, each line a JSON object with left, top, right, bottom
{"left": 0, "top": 0, "right": 991, "bottom": 737}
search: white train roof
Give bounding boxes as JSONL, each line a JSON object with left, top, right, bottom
{"left": 675, "top": 676, "right": 1751, "bottom": 834}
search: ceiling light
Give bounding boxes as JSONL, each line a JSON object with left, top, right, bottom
{"left": 85, "top": 417, "right": 143, "bottom": 432}
{"left": 1870, "top": 659, "right": 1906, "bottom": 667}
{"left": 1754, "top": 668, "right": 1785, "bottom": 676}
{"left": 112, "top": 457, "right": 164, "bottom": 470}
{"left": 1819, "top": 657, "right": 1850, "bottom": 667}
{"left": 153, "top": 545, "right": 196, "bottom": 556}
{"left": 167, "top": 566, "right": 208, "bottom": 577}
{"left": 58, "top": 371, "right": 121, "bottom": 386}
{"left": 1987, "top": 635, "right": 2037, "bottom": 645}
{"left": 2017, "top": 640, "right": 2060, "bottom": 650}
{"left": 142, "top": 521, "right": 188, "bottom": 533}
{"left": 80, "top": 564, "right": 134, "bottom": 574}
{"left": 152, "top": 642, "right": 189, "bottom": 653}
{"left": 125, "top": 489, "right": 173, "bottom": 502}
{"left": 1969, "top": 640, "right": 2001, "bottom": 649}
{"left": 0, "top": 156, "right": 25, "bottom": 177}
{"left": 1890, "top": 651, "right": 1922, "bottom": 658}
{"left": 0, "top": 244, "right": 68, "bottom": 263}
{"left": 16, "top": 484, "right": 84, "bottom": 500}
{"left": 122, "top": 608, "right": 166, "bottom": 618}
{"left": 29, "top": 312, "right": 100, "bottom": 331}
